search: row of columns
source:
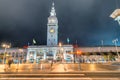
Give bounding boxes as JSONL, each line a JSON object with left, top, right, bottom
{"left": 26, "top": 49, "right": 74, "bottom": 62}
{"left": 26, "top": 50, "right": 57, "bottom": 61}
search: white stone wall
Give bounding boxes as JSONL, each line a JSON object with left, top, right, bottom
{"left": 26, "top": 45, "right": 73, "bottom": 61}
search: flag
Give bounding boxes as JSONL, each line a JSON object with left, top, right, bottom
{"left": 33, "top": 38, "right": 36, "bottom": 44}
{"left": 67, "top": 38, "right": 70, "bottom": 44}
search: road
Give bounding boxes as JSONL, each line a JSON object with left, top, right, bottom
{"left": 0, "top": 63, "right": 120, "bottom": 80}
{"left": 0, "top": 71, "right": 120, "bottom": 80}
{"left": 0, "top": 63, "right": 119, "bottom": 72}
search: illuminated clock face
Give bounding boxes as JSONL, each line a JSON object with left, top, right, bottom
{"left": 50, "top": 19, "right": 55, "bottom": 23}
{"left": 49, "top": 28, "right": 55, "bottom": 33}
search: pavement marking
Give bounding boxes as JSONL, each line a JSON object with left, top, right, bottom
{"left": 92, "top": 78, "right": 119, "bottom": 80}
{"left": 0, "top": 78, "right": 119, "bottom": 80}
{"left": 0, "top": 73, "right": 85, "bottom": 76}
{"left": 0, "top": 77, "right": 92, "bottom": 80}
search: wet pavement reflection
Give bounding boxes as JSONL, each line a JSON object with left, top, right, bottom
{"left": 0, "top": 63, "right": 120, "bottom": 73}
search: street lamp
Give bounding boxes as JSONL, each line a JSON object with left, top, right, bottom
{"left": 18, "top": 49, "right": 23, "bottom": 64}
{"left": 59, "top": 42, "right": 63, "bottom": 62}
{"left": 2, "top": 43, "right": 11, "bottom": 70}
{"left": 2, "top": 44, "right": 11, "bottom": 64}
{"left": 76, "top": 50, "right": 82, "bottom": 70}
{"left": 59, "top": 42, "right": 62, "bottom": 47}
{"left": 112, "top": 38, "right": 119, "bottom": 58}
{"left": 16, "top": 49, "right": 23, "bottom": 70}
{"left": 110, "top": 9, "right": 120, "bottom": 25}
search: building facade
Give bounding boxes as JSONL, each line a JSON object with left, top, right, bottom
{"left": 26, "top": 45, "right": 73, "bottom": 63}
{"left": 0, "top": 48, "right": 27, "bottom": 63}
{"left": 0, "top": 46, "right": 120, "bottom": 63}
{"left": 0, "top": 2, "right": 120, "bottom": 63}
{"left": 26, "top": 2, "right": 74, "bottom": 63}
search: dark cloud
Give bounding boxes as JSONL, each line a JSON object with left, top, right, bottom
{"left": 0, "top": 0, "right": 119, "bottom": 47}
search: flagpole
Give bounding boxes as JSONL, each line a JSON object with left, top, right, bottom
{"left": 101, "top": 40, "right": 103, "bottom": 47}
{"left": 28, "top": 42, "right": 30, "bottom": 46}
{"left": 32, "top": 41, "right": 34, "bottom": 45}
{"left": 76, "top": 40, "right": 78, "bottom": 45}
{"left": 100, "top": 40, "right": 103, "bottom": 54}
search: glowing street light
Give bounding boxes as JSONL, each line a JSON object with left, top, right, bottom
{"left": 110, "top": 9, "right": 120, "bottom": 25}
{"left": 2, "top": 43, "right": 11, "bottom": 64}
{"left": 76, "top": 50, "right": 82, "bottom": 70}
{"left": 58, "top": 42, "right": 64, "bottom": 62}
{"left": 110, "top": 9, "right": 120, "bottom": 19}
{"left": 76, "top": 50, "right": 82, "bottom": 55}
{"left": 59, "top": 42, "right": 62, "bottom": 47}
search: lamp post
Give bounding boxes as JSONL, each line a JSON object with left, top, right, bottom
{"left": 59, "top": 42, "right": 62, "bottom": 47}
{"left": 110, "top": 9, "right": 120, "bottom": 25}
{"left": 2, "top": 43, "right": 11, "bottom": 70}
{"left": 18, "top": 49, "right": 23, "bottom": 64}
{"left": 16, "top": 49, "right": 23, "bottom": 70}
{"left": 76, "top": 50, "right": 82, "bottom": 70}
{"left": 112, "top": 38, "right": 119, "bottom": 58}
{"left": 2, "top": 44, "right": 11, "bottom": 64}
{"left": 59, "top": 42, "right": 63, "bottom": 63}
{"left": 29, "top": 53, "right": 34, "bottom": 70}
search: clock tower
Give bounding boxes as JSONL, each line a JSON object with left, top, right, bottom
{"left": 47, "top": 2, "right": 58, "bottom": 46}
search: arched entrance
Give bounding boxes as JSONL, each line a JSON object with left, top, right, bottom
{"left": 46, "top": 51, "right": 54, "bottom": 62}
{"left": 65, "top": 55, "right": 72, "bottom": 63}
{"left": 36, "top": 52, "right": 44, "bottom": 63}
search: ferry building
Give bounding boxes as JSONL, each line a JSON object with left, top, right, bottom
{"left": 0, "top": 2, "right": 120, "bottom": 63}
{"left": 26, "top": 2, "right": 74, "bottom": 63}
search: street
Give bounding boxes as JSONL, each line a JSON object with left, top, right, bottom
{"left": 0, "top": 63, "right": 120, "bottom": 72}
{"left": 0, "top": 63, "right": 120, "bottom": 80}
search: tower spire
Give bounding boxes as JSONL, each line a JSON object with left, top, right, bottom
{"left": 47, "top": 1, "right": 58, "bottom": 46}
{"left": 52, "top": 2, "right": 54, "bottom": 6}
{"left": 50, "top": 2, "right": 56, "bottom": 16}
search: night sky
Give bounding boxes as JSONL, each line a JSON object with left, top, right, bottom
{"left": 0, "top": 0, "right": 120, "bottom": 47}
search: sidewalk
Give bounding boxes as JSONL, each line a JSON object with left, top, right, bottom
{"left": 51, "top": 64, "right": 69, "bottom": 72}
{"left": 0, "top": 63, "right": 52, "bottom": 73}
{"left": 0, "top": 63, "right": 120, "bottom": 73}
